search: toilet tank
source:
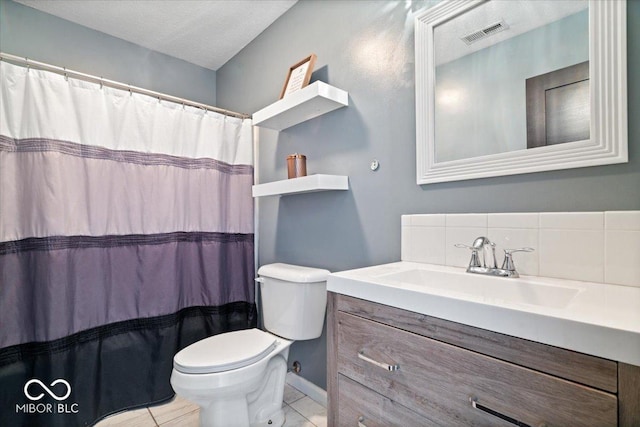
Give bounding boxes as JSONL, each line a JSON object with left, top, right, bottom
{"left": 257, "top": 263, "right": 330, "bottom": 340}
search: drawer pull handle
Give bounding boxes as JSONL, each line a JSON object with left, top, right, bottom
{"left": 357, "top": 415, "right": 367, "bottom": 427}
{"left": 470, "top": 397, "right": 534, "bottom": 427}
{"left": 357, "top": 351, "right": 400, "bottom": 371}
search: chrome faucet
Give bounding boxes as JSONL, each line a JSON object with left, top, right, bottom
{"left": 455, "top": 237, "right": 534, "bottom": 278}
{"left": 471, "top": 236, "right": 498, "bottom": 269}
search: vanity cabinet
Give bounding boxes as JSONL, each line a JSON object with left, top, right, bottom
{"left": 327, "top": 292, "right": 640, "bottom": 427}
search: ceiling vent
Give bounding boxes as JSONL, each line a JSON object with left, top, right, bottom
{"left": 461, "top": 20, "right": 510, "bottom": 45}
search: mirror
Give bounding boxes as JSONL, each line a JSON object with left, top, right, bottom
{"left": 415, "top": 0, "right": 627, "bottom": 185}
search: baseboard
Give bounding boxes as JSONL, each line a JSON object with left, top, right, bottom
{"left": 285, "top": 372, "right": 327, "bottom": 407}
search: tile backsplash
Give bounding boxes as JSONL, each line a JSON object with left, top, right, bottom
{"left": 401, "top": 211, "right": 640, "bottom": 288}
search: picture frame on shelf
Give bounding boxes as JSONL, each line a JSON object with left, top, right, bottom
{"left": 279, "top": 54, "right": 317, "bottom": 99}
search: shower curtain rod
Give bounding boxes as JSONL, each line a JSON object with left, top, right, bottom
{"left": 0, "top": 52, "right": 251, "bottom": 120}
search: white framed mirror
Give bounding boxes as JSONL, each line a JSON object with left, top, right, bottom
{"left": 415, "top": 0, "right": 627, "bottom": 185}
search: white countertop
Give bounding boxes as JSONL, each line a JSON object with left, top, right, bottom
{"left": 327, "top": 261, "right": 640, "bottom": 367}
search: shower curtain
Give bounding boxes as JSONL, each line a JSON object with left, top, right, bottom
{"left": 0, "top": 61, "right": 256, "bottom": 426}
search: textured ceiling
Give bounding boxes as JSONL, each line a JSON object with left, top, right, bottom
{"left": 14, "top": 0, "right": 298, "bottom": 70}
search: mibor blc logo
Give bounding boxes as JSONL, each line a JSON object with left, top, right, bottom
{"left": 16, "top": 378, "right": 79, "bottom": 414}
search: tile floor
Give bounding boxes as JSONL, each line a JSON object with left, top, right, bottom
{"left": 94, "top": 383, "right": 327, "bottom": 427}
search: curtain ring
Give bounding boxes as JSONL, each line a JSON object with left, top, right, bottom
{"left": 63, "top": 67, "right": 68, "bottom": 81}
{"left": 99, "top": 77, "right": 104, "bottom": 90}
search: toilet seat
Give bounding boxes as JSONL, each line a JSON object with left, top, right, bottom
{"left": 173, "top": 329, "right": 277, "bottom": 374}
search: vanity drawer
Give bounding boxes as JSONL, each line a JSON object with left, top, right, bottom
{"left": 337, "top": 374, "right": 433, "bottom": 427}
{"left": 336, "top": 311, "right": 617, "bottom": 427}
{"left": 336, "top": 293, "right": 617, "bottom": 393}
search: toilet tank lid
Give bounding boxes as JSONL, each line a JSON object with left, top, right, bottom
{"left": 257, "top": 263, "right": 330, "bottom": 283}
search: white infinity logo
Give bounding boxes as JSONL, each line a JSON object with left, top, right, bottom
{"left": 24, "top": 379, "right": 71, "bottom": 401}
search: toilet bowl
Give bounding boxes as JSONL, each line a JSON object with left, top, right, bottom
{"left": 171, "top": 329, "right": 292, "bottom": 427}
{"left": 170, "top": 263, "right": 330, "bottom": 427}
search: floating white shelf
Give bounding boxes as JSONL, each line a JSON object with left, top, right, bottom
{"left": 252, "top": 81, "right": 348, "bottom": 131}
{"left": 252, "top": 174, "right": 349, "bottom": 197}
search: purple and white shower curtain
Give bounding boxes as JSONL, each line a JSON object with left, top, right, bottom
{"left": 0, "top": 61, "right": 256, "bottom": 426}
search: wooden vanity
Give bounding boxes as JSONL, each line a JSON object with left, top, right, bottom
{"left": 327, "top": 292, "right": 640, "bottom": 427}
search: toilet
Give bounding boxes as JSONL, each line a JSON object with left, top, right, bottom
{"left": 170, "top": 263, "right": 330, "bottom": 427}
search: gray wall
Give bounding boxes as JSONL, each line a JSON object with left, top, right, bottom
{"left": 0, "top": 0, "right": 216, "bottom": 105}
{"left": 217, "top": 0, "right": 640, "bottom": 390}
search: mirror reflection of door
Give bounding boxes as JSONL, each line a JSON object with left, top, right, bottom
{"left": 526, "top": 61, "right": 590, "bottom": 148}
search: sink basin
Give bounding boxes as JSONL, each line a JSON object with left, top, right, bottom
{"left": 328, "top": 261, "right": 640, "bottom": 366}
{"left": 379, "top": 268, "right": 580, "bottom": 309}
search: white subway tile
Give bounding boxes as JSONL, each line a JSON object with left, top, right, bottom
{"left": 605, "top": 211, "right": 640, "bottom": 231}
{"left": 411, "top": 214, "right": 446, "bottom": 227}
{"left": 401, "top": 226, "right": 412, "bottom": 261}
{"left": 605, "top": 230, "right": 640, "bottom": 287}
{"left": 488, "top": 228, "right": 539, "bottom": 276}
{"left": 488, "top": 213, "right": 539, "bottom": 229}
{"left": 401, "top": 211, "right": 640, "bottom": 286}
{"left": 446, "top": 214, "right": 487, "bottom": 228}
{"left": 539, "top": 229, "right": 604, "bottom": 283}
{"left": 539, "top": 212, "right": 603, "bottom": 230}
{"left": 409, "top": 226, "right": 446, "bottom": 264}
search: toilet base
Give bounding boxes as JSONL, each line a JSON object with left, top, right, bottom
{"left": 172, "top": 337, "right": 291, "bottom": 427}
{"left": 250, "top": 408, "right": 284, "bottom": 427}
{"left": 171, "top": 330, "right": 295, "bottom": 427}
{"left": 197, "top": 354, "right": 288, "bottom": 427}
{"left": 246, "top": 354, "right": 288, "bottom": 427}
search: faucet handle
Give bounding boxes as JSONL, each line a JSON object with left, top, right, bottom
{"left": 501, "top": 247, "right": 535, "bottom": 271}
{"left": 455, "top": 243, "right": 481, "bottom": 267}
{"left": 454, "top": 243, "right": 472, "bottom": 250}
{"left": 504, "top": 247, "right": 535, "bottom": 254}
